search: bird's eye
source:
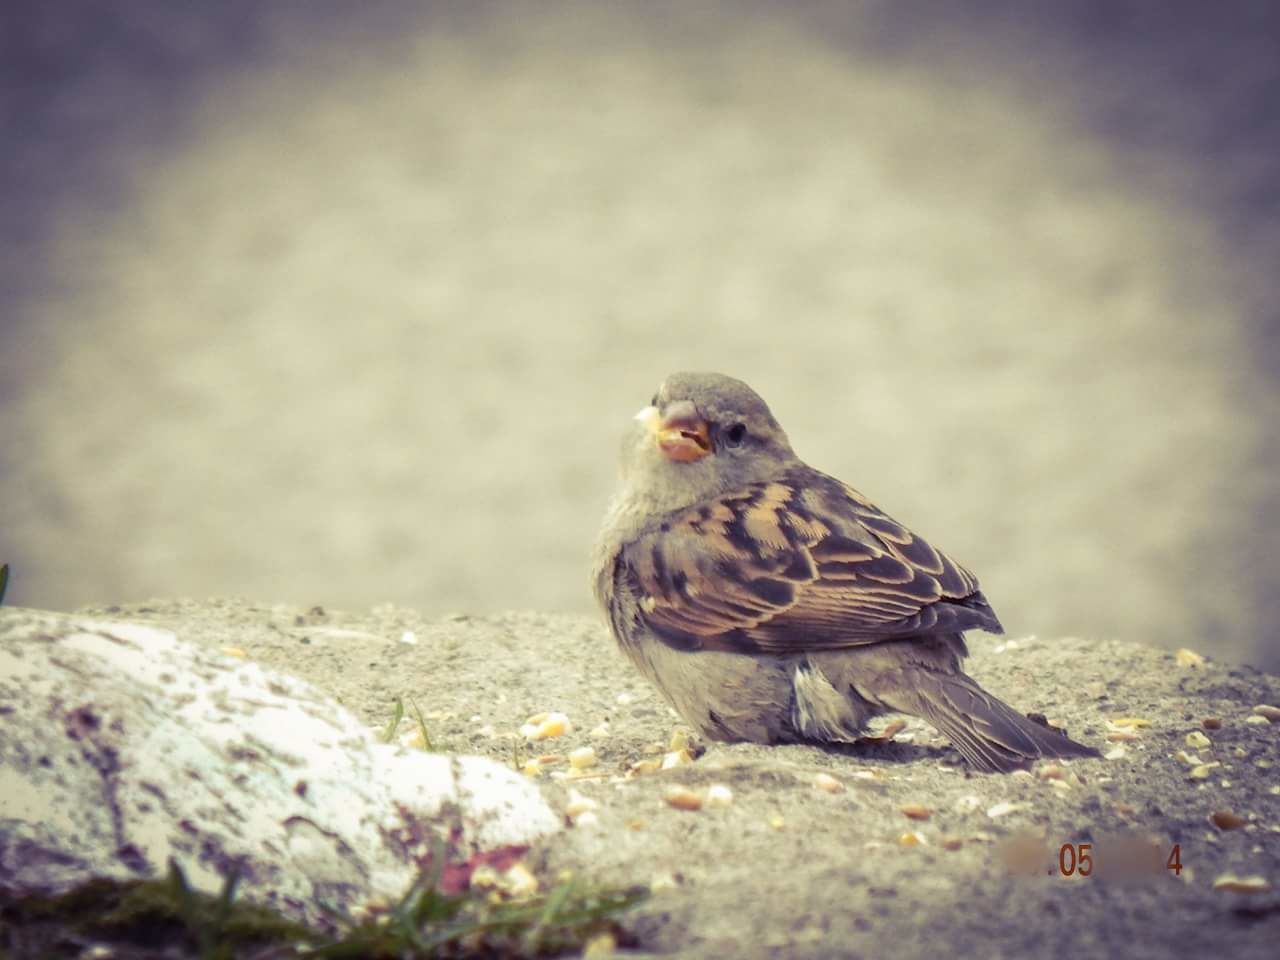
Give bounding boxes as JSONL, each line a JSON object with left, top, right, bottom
{"left": 724, "top": 422, "right": 748, "bottom": 447}
{"left": 650, "top": 393, "right": 659, "bottom": 407}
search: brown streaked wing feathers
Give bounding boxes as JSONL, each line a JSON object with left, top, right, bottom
{"left": 620, "top": 475, "right": 1000, "bottom": 654}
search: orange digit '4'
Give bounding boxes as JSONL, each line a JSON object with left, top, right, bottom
{"left": 1167, "top": 844, "right": 1182, "bottom": 876}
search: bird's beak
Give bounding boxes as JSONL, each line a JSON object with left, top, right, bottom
{"left": 636, "top": 401, "right": 711, "bottom": 463}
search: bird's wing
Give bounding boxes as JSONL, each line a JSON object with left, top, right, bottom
{"left": 616, "top": 473, "right": 1002, "bottom": 654}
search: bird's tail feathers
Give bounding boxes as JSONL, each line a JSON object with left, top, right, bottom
{"left": 904, "top": 669, "right": 1099, "bottom": 773}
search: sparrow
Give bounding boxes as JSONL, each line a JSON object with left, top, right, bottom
{"left": 591, "top": 371, "right": 1098, "bottom": 773}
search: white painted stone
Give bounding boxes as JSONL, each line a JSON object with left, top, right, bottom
{"left": 0, "top": 609, "right": 559, "bottom": 926}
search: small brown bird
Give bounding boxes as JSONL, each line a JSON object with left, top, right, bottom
{"left": 592, "top": 372, "right": 1098, "bottom": 773}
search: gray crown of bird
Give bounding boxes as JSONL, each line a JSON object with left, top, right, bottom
{"left": 592, "top": 371, "right": 1098, "bottom": 773}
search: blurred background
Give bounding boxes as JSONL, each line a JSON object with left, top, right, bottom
{"left": 1, "top": 1, "right": 1277, "bottom": 668}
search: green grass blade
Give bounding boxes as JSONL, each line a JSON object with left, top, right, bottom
{"left": 379, "top": 697, "right": 405, "bottom": 744}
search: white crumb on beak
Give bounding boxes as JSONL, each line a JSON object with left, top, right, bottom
{"left": 634, "top": 405, "right": 659, "bottom": 423}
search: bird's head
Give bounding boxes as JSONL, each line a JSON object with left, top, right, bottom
{"left": 615, "top": 372, "right": 798, "bottom": 511}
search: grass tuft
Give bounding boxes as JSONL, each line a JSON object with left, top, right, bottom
{"left": 1, "top": 855, "right": 647, "bottom": 959}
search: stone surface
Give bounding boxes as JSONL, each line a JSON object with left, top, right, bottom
{"left": 65, "top": 598, "right": 1280, "bottom": 959}
{"left": 0, "top": 609, "right": 560, "bottom": 927}
{"left": 5, "top": 598, "right": 1280, "bottom": 956}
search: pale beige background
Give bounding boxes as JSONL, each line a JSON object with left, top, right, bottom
{"left": 2, "top": 1, "right": 1277, "bottom": 667}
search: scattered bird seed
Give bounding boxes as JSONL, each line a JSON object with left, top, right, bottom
{"left": 1175, "top": 648, "right": 1206, "bottom": 667}
{"left": 1202, "top": 717, "right": 1223, "bottom": 730}
{"left": 1185, "top": 731, "right": 1212, "bottom": 749}
{"left": 986, "top": 801, "right": 1024, "bottom": 819}
{"left": 705, "top": 784, "right": 734, "bottom": 808}
{"left": 942, "top": 836, "right": 964, "bottom": 851}
{"left": 663, "top": 786, "right": 704, "bottom": 811}
{"left": 1104, "top": 746, "right": 1127, "bottom": 760}
{"left": 583, "top": 936, "right": 616, "bottom": 957}
{"left": 1189, "top": 763, "right": 1220, "bottom": 780}
{"left": 588, "top": 722, "right": 610, "bottom": 738}
{"left": 1253, "top": 705, "right": 1280, "bottom": 722}
{"left": 901, "top": 804, "right": 932, "bottom": 820}
{"left": 1212, "top": 874, "right": 1271, "bottom": 894}
{"left": 1106, "top": 731, "right": 1140, "bottom": 743}
{"left": 1245, "top": 715, "right": 1270, "bottom": 726}
{"left": 768, "top": 814, "right": 786, "bottom": 830}
{"left": 565, "top": 790, "right": 599, "bottom": 821}
{"left": 520, "top": 712, "right": 572, "bottom": 740}
{"left": 504, "top": 862, "right": 539, "bottom": 898}
{"left": 1109, "top": 717, "right": 1152, "bottom": 728}
{"left": 898, "top": 831, "right": 924, "bottom": 846}
{"left": 650, "top": 872, "right": 679, "bottom": 892}
{"left": 661, "top": 748, "right": 694, "bottom": 770}
{"left": 569, "top": 747, "right": 597, "bottom": 769}
{"left": 1210, "top": 810, "right": 1247, "bottom": 830}
{"left": 583, "top": 932, "right": 618, "bottom": 958}
{"left": 814, "top": 773, "right": 845, "bottom": 794}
